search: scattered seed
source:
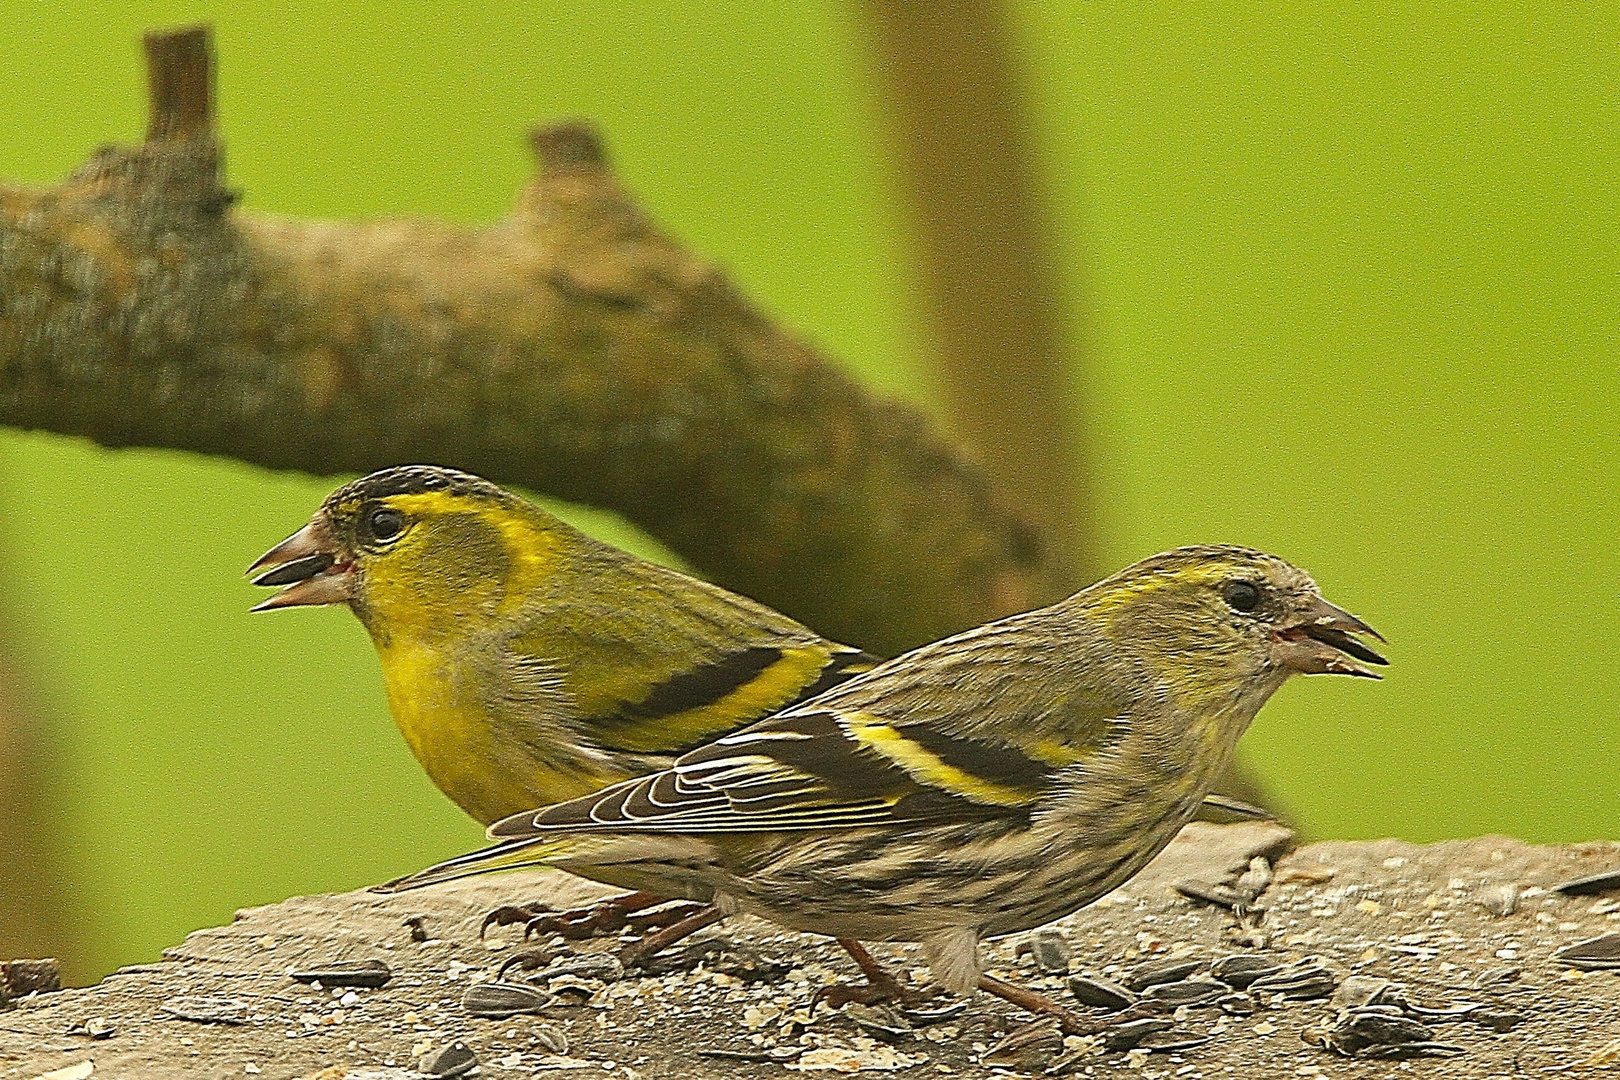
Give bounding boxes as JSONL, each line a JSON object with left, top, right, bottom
{"left": 699, "top": 1047, "right": 803, "bottom": 1062}
{"left": 1234, "top": 857, "right": 1274, "bottom": 900}
{"left": 1124, "top": 958, "right": 1204, "bottom": 992}
{"left": 1332, "top": 975, "right": 1394, "bottom": 1009}
{"left": 534, "top": 1023, "right": 569, "bottom": 1053}
{"left": 844, "top": 1001, "right": 913, "bottom": 1041}
{"left": 901, "top": 999, "right": 969, "bottom": 1025}
{"left": 1471, "top": 966, "right": 1520, "bottom": 990}
{"left": 1469, "top": 1009, "right": 1525, "bottom": 1032}
{"left": 68, "top": 1017, "right": 114, "bottom": 1039}
{"left": 1553, "top": 932, "right": 1620, "bottom": 971}
{"left": 1141, "top": 979, "right": 1226, "bottom": 1007}
{"left": 1216, "top": 992, "right": 1258, "bottom": 1016}
{"left": 1248, "top": 958, "right": 1339, "bottom": 1000}
{"left": 158, "top": 995, "right": 247, "bottom": 1024}
{"left": 1210, "top": 954, "right": 1283, "bottom": 989}
{"left": 1551, "top": 868, "right": 1620, "bottom": 896}
{"left": 982, "top": 1019, "right": 1064, "bottom": 1067}
{"left": 1067, "top": 973, "right": 1137, "bottom": 1010}
{"left": 1176, "top": 879, "right": 1251, "bottom": 910}
{"left": 1100, "top": 1017, "right": 1175, "bottom": 1051}
{"left": 461, "top": 980, "right": 552, "bottom": 1018}
{"left": 289, "top": 959, "right": 391, "bottom": 988}
{"left": 531, "top": 953, "right": 624, "bottom": 984}
{"left": 1139, "top": 1033, "right": 1215, "bottom": 1053}
{"left": 419, "top": 1040, "right": 478, "bottom": 1078}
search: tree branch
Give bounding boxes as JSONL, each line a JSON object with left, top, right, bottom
{"left": 0, "top": 27, "right": 1062, "bottom": 655}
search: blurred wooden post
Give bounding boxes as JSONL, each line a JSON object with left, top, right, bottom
{"left": 857, "top": 0, "right": 1093, "bottom": 592}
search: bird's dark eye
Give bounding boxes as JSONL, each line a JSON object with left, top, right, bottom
{"left": 1223, "top": 580, "right": 1262, "bottom": 613}
{"left": 367, "top": 507, "right": 406, "bottom": 543}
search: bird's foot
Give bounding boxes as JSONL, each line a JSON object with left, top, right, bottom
{"left": 616, "top": 904, "right": 727, "bottom": 967}
{"left": 978, "top": 974, "right": 1165, "bottom": 1037}
{"left": 480, "top": 891, "right": 702, "bottom": 942}
{"left": 812, "top": 939, "right": 950, "bottom": 1013}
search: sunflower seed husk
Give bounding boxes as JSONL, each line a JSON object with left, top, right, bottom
{"left": 1333, "top": 975, "right": 1396, "bottom": 1009}
{"left": 700, "top": 1047, "right": 804, "bottom": 1062}
{"left": 1470, "top": 1009, "right": 1525, "bottom": 1032}
{"left": 1553, "top": 932, "right": 1620, "bottom": 970}
{"left": 1067, "top": 973, "right": 1137, "bottom": 1010}
{"left": 844, "top": 1002, "right": 913, "bottom": 1041}
{"left": 158, "top": 995, "right": 247, "bottom": 1024}
{"left": 288, "top": 959, "right": 392, "bottom": 988}
{"left": 1139, "top": 1033, "right": 1215, "bottom": 1053}
{"left": 534, "top": 1023, "right": 569, "bottom": 1053}
{"left": 1234, "top": 857, "right": 1274, "bottom": 900}
{"left": 1471, "top": 966, "right": 1520, "bottom": 990}
{"left": 1551, "top": 868, "right": 1620, "bottom": 896}
{"left": 1100, "top": 1017, "right": 1175, "bottom": 1052}
{"left": 982, "top": 1019, "right": 1064, "bottom": 1067}
{"left": 1210, "top": 954, "right": 1283, "bottom": 989}
{"left": 534, "top": 953, "right": 624, "bottom": 984}
{"left": 1317, "top": 1006, "right": 1432, "bottom": 1056}
{"left": 1357, "top": 1041, "right": 1467, "bottom": 1060}
{"left": 461, "top": 980, "right": 552, "bottom": 1018}
{"left": 420, "top": 1040, "right": 478, "bottom": 1078}
{"left": 1397, "top": 996, "right": 1483, "bottom": 1020}
{"left": 1217, "top": 992, "right": 1258, "bottom": 1015}
{"left": 1124, "top": 958, "right": 1204, "bottom": 991}
{"left": 902, "top": 999, "right": 969, "bottom": 1025}
{"left": 1176, "top": 879, "right": 1250, "bottom": 910}
{"left": 70, "top": 1017, "right": 114, "bottom": 1039}
{"left": 1142, "top": 979, "right": 1226, "bottom": 1007}
{"left": 1248, "top": 957, "right": 1339, "bottom": 999}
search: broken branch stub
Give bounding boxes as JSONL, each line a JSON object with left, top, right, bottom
{"left": 0, "top": 26, "right": 1060, "bottom": 655}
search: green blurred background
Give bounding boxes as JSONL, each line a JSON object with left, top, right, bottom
{"left": 0, "top": 2, "right": 1615, "bottom": 983}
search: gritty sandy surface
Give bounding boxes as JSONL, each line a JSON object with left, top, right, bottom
{"left": 2, "top": 823, "right": 1618, "bottom": 1079}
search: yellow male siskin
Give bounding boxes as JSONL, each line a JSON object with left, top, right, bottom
{"left": 249, "top": 465, "right": 879, "bottom": 827}
{"left": 383, "top": 546, "right": 1385, "bottom": 1024}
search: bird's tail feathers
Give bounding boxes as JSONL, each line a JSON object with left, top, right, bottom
{"left": 371, "top": 835, "right": 578, "bottom": 893}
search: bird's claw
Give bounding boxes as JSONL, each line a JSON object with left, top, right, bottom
{"left": 480, "top": 904, "right": 552, "bottom": 939}
{"left": 811, "top": 972, "right": 947, "bottom": 1014}
{"left": 495, "top": 948, "right": 565, "bottom": 981}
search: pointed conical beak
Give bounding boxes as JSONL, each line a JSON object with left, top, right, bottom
{"left": 1275, "top": 595, "right": 1388, "bottom": 678}
{"left": 248, "top": 516, "right": 354, "bottom": 611}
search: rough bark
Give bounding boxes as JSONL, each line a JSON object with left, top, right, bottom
{"left": 0, "top": 27, "right": 1057, "bottom": 657}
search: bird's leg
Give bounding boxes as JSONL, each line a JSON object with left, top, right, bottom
{"left": 480, "top": 891, "right": 705, "bottom": 942}
{"left": 978, "top": 974, "right": 1163, "bottom": 1036}
{"left": 812, "top": 939, "right": 946, "bottom": 1011}
{"left": 616, "top": 904, "right": 727, "bottom": 967}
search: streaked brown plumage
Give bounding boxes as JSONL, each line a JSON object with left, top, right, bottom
{"left": 385, "top": 545, "right": 1385, "bottom": 1013}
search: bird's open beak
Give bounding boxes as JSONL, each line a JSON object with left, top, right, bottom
{"left": 1274, "top": 595, "right": 1388, "bottom": 678}
{"left": 247, "top": 515, "right": 355, "bottom": 611}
